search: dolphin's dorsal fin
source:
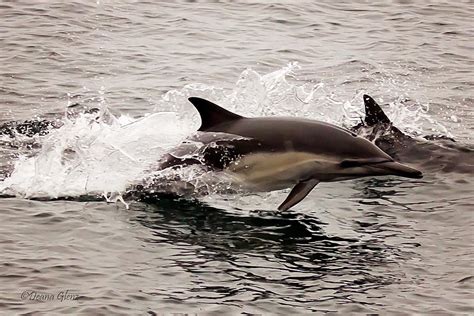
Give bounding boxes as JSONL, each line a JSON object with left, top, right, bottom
{"left": 188, "top": 97, "right": 243, "bottom": 131}
{"left": 278, "top": 179, "right": 320, "bottom": 211}
{"left": 363, "top": 94, "right": 391, "bottom": 126}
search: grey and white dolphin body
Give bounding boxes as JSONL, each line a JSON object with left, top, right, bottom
{"left": 353, "top": 95, "right": 474, "bottom": 173}
{"left": 159, "top": 97, "right": 422, "bottom": 211}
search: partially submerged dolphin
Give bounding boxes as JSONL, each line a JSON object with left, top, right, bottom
{"left": 353, "top": 95, "right": 474, "bottom": 173}
{"left": 160, "top": 97, "right": 423, "bottom": 211}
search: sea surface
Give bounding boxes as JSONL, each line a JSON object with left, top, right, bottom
{"left": 0, "top": 1, "right": 473, "bottom": 315}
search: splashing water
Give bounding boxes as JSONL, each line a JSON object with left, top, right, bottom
{"left": 0, "top": 109, "right": 191, "bottom": 199}
{"left": 0, "top": 63, "right": 443, "bottom": 201}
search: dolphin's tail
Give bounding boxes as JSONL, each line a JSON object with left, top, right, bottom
{"left": 375, "top": 161, "right": 423, "bottom": 179}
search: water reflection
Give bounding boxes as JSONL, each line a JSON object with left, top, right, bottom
{"left": 129, "top": 196, "right": 402, "bottom": 309}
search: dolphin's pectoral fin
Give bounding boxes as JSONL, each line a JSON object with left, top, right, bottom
{"left": 278, "top": 179, "right": 320, "bottom": 211}
{"left": 340, "top": 157, "right": 391, "bottom": 168}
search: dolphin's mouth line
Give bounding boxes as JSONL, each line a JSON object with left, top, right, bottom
{"left": 339, "top": 157, "right": 393, "bottom": 168}
{"left": 370, "top": 161, "right": 423, "bottom": 179}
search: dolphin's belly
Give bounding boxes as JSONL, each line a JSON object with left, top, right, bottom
{"left": 226, "top": 151, "right": 339, "bottom": 191}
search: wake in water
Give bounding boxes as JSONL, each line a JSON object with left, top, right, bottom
{"left": 0, "top": 63, "right": 471, "bottom": 207}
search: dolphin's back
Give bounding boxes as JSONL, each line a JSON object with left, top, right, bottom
{"left": 205, "top": 116, "right": 391, "bottom": 160}
{"left": 188, "top": 97, "right": 391, "bottom": 160}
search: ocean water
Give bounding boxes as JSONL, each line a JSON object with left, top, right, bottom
{"left": 0, "top": 1, "right": 473, "bottom": 315}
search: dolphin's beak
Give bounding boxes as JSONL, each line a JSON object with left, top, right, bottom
{"left": 373, "top": 161, "right": 423, "bottom": 179}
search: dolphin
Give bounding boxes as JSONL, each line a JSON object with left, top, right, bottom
{"left": 353, "top": 94, "right": 474, "bottom": 173}
{"left": 159, "top": 97, "right": 423, "bottom": 211}
{"left": 0, "top": 104, "right": 100, "bottom": 138}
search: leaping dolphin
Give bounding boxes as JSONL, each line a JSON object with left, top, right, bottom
{"left": 160, "top": 97, "right": 423, "bottom": 211}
